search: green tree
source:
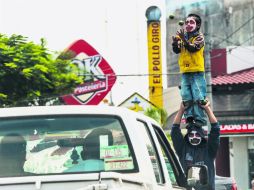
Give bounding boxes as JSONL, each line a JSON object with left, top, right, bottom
{"left": 144, "top": 106, "right": 168, "bottom": 127}
{"left": 0, "top": 34, "right": 83, "bottom": 107}
{"left": 144, "top": 106, "right": 173, "bottom": 144}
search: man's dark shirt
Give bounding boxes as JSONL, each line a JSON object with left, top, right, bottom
{"left": 171, "top": 123, "right": 220, "bottom": 190}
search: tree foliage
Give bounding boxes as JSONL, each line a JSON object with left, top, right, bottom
{"left": 0, "top": 34, "right": 83, "bottom": 107}
{"left": 144, "top": 106, "right": 168, "bottom": 127}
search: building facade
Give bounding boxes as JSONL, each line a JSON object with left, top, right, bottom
{"left": 165, "top": 0, "right": 254, "bottom": 189}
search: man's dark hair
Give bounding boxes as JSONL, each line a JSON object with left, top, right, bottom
{"left": 187, "top": 13, "right": 202, "bottom": 30}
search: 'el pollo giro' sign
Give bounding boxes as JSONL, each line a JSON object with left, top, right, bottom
{"left": 61, "top": 39, "right": 116, "bottom": 105}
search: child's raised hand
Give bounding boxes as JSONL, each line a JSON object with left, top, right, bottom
{"left": 176, "top": 29, "right": 186, "bottom": 42}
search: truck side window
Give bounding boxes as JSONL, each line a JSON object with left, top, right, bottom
{"left": 137, "top": 120, "right": 164, "bottom": 184}
{"left": 155, "top": 135, "right": 177, "bottom": 185}
{"left": 152, "top": 125, "right": 178, "bottom": 186}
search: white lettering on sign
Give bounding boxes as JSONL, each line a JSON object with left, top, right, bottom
{"left": 74, "top": 80, "right": 107, "bottom": 95}
{"left": 248, "top": 124, "right": 254, "bottom": 129}
{"left": 221, "top": 124, "right": 241, "bottom": 130}
{"left": 72, "top": 55, "right": 106, "bottom": 80}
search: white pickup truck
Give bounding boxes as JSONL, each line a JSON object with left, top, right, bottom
{"left": 0, "top": 105, "right": 208, "bottom": 190}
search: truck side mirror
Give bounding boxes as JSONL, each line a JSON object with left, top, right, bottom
{"left": 186, "top": 165, "right": 209, "bottom": 188}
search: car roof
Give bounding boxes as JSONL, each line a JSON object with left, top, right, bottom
{"left": 0, "top": 105, "right": 159, "bottom": 125}
{"left": 0, "top": 105, "right": 130, "bottom": 116}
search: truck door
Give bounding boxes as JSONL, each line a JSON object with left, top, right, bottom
{"left": 151, "top": 124, "right": 187, "bottom": 189}
{"left": 137, "top": 119, "right": 186, "bottom": 189}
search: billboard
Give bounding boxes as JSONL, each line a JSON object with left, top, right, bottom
{"left": 61, "top": 39, "right": 116, "bottom": 105}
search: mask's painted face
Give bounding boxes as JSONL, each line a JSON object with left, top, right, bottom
{"left": 185, "top": 17, "right": 197, "bottom": 32}
{"left": 188, "top": 130, "right": 201, "bottom": 146}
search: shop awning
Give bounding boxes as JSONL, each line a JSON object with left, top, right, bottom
{"left": 212, "top": 67, "right": 254, "bottom": 85}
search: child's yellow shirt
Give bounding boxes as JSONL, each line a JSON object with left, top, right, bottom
{"left": 178, "top": 35, "right": 205, "bottom": 73}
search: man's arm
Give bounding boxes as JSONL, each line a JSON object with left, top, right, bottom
{"left": 170, "top": 103, "right": 185, "bottom": 157}
{"left": 201, "top": 102, "right": 220, "bottom": 158}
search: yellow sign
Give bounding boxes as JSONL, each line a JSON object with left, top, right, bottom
{"left": 147, "top": 21, "right": 163, "bottom": 108}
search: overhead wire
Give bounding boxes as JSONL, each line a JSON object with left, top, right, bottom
{"left": 215, "top": 15, "right": 254, "bottom": 47}
{"left": 209, "top": 35, "right": 254, "bottom": 66}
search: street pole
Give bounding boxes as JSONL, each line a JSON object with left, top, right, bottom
{"left": 146, "top": 6, "right": 163, "bottom": 109}
{"left": 204, "top": 5, "right": 213, "bottom": 106}
{"left": 204, "top": 5, "right": 213, "bottom": 129}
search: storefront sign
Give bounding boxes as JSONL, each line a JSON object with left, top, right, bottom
{"left": 220, "top": 123, "right": 254, "bottom": 134}
{"left": 61, "top": 39, "right": 116, "bottom": 105}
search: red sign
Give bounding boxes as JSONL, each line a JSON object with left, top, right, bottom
{"left": 61, "top": 39, "right": 116, "bottom": 105}
{"left": 220, "top": 123, "right": 254, "bottom": 134}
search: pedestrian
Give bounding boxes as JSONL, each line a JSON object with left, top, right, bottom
{"left": 170, "top": 100, "right": 220, "bottom": 190}
{"left": 172, "top": 13, "right": 207, "bottom": 127}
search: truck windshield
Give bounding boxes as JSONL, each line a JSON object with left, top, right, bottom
{"left": 0, "top": 115, "right": 136, "bottom": 177}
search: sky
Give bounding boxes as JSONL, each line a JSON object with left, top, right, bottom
{"left": 0, "top": 0, "right": 167, "bottom": 106}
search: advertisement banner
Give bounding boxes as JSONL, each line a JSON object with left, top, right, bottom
{"left": 220, "top": 123, "right": 254, "bottom": 135}
{"left": 61, "top": 39, "right": 116, "bottom": 105}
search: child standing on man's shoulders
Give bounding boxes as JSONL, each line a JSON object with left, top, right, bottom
{"left": 172, "top": 13, "right": 207, "bottom": 127}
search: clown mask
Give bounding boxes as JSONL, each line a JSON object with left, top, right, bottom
{"left": 188, "top": 130, "right": 202, "bottom": 146}
{"left": 185, "top": 17, "right": 197, "bottom": 33}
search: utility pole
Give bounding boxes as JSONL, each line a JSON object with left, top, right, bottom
{"left": 204, "top": 5, "right": 213, "bottom": 108}
{"left": 204, "top": 5, "right": 213, "bottom": 132}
